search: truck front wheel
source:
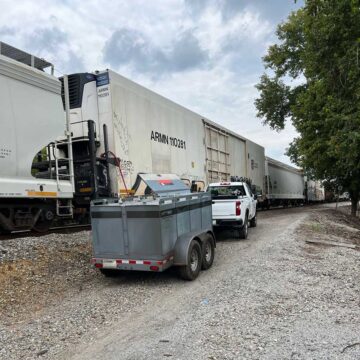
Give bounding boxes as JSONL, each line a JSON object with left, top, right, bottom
{"left": 250, "top": 214, "right": 257, "bottom": 228}
{"left": 179, "top": 240, "right": 202, "bottom": 281}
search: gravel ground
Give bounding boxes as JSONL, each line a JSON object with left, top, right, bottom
{"left": 0, "top": 205, "right": 359, "bottom": 359}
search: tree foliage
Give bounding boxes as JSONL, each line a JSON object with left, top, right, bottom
{"left": 255, "top": 0, "right": 360, "bottom": 214}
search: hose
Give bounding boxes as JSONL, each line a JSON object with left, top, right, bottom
{"left": 104, "top": 151, "right": 129, "bottom": 196}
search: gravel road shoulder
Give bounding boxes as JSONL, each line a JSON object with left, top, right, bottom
{"left": 1, "top": 206, "right": 359, "bottom": 359}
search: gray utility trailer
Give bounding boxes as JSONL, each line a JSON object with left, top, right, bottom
{"left": 90, "top": 174, "right": 216, "bottom": 280}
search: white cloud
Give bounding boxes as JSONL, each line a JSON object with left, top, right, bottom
{"left": 0, "top": 0, "right": 301, "bottom": 165}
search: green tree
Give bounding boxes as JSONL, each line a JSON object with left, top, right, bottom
{"left": 255, "top": 0, "right": 360, "bottom": 215}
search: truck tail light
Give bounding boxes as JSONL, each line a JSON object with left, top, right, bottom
{"left": 236, "top": 201, "right": 241, "bottom": 216}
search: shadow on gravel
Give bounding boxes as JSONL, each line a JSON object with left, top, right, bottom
{"left": 213, "top": 228, "right": 248, "bottom": 242}
{"left": 99, "top": 266, "right": 185, "bottom": 286}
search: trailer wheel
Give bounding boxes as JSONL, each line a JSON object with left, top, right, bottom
{"left": 179, "top": 240, "right": 202, "bottom": 281}
{"left": 250, "top": 214, "right": 257, "bottom": 228}
{"left": 201, "top": 235, "right": 215, "bottom": 270}
{"left": 100, "top": 269, "right": 119, "bottom": 277}
{"left": 238, "top": 216, "right": 248, "bottom": 239}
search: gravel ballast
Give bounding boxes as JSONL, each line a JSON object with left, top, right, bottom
{"left": 0, "top": 205, "right": 359, "bottom": 359}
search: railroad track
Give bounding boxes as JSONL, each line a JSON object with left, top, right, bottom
{"left": 0, "top": 224, "right": 91, "bottom": 241}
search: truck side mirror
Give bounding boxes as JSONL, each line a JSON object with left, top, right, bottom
{"left": 253, "top": 194, "right": 258, "bottom": 200}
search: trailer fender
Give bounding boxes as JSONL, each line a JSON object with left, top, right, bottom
{"left": 173, "top": 229, "right": 215, "bottom": 266}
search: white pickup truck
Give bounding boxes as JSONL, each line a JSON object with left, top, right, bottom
{"left": 208, "top": 181, "right": 257, "bottom": 239}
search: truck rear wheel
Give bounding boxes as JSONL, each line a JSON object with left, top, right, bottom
{"left": 238, "top": 216, "right": 248, "bottom": 239}
{"left": 201, "top": 235, "right": 215, "bottom": 270}
{"left": 179, "top": 240, "right": 202, "bottom": 281}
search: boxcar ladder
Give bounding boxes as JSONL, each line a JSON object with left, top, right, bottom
{"left": 54, "top": 75, "right": 75, "bottom": 217}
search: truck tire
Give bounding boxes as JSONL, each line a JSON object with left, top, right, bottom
{"left": 250, "top": 214, "right": 257, "bottom": 228}
{"left": 238, "top": 215, "right": 248, "bottom": 239}
{"left": 201, "top": 235, "right": 215, "bottom": 270}
{"left": 179, "top": 240, "right": 202, "bottom": 281}
{"left": 100, "top": 268, "right": 119, "bottom": 277}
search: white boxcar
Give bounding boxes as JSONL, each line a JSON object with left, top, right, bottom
{"left": 67, "top": 70, "right": 265, "bottom": 197}
{"left": 264, "top": 157, "right": 305, "bottom": 207}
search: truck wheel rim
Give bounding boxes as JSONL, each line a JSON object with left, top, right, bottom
{"left": 205, "top": 242, "right": 212, "bottom": 262}
{"left": 190, "top": 248, "right": 199, "bottom": 272}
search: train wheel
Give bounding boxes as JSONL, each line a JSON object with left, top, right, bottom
{"left": 33, "top": 218, "right": 53, "bottom": 232}
{"left": 32, "top": 208, "right": 54, "bottom": 233}
{"left": 0, "top": 227, "right": 11, "bottom": 235}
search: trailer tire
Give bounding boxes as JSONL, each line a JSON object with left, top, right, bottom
{"left": 100, "top": 269, "right": 119, "bottom": 277}
{"left": 201, "top": 235, "right": 215, "bottom": 270}
{"left": 238, "top": 215, "right": 248, "bottom": 239}
{"left": 250, "top": 214, "right": 257, "bottom": 228}
{"left": 179, "top": 240, "right": 202, "bottom": 281}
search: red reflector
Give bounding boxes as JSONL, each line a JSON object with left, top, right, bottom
{"left": 143, "top": 260, "right": 151, "bottom": 265}
{"left": 156, "top": 261, "right": 163, "bottom": 265}
{"left": 94, "top": 263, "right": 103, "bottom": 269}
{"left": 116, "top": 259, "right": 122, "bottom": 264}
{"left": 150, "top": 266, "right": 159, "bottom": 271}
{"left": 129, "top": 260, "right": 136, "bottom": 264}
{"left": 236, "top": 201, "right": 241, "bottom": 216}
{"left": 158, "top": 179, "right": 173, "bottom": 185}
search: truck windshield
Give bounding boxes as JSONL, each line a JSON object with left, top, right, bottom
{"left": 208, "top": 185, "right": 246, "bottom": 199}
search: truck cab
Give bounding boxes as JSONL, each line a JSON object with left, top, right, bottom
{"left": 208, "top": 181, "right": 257, "bottom": 239}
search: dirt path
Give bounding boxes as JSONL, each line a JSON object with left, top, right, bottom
{"left": 64, "top": 206, "right": 360, "bottom": 360}
{"left": 1, "top": 205, "right": 359, "bottom": 360}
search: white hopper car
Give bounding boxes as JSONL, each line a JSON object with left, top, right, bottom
{"left": 262, "top": 157, "right": 305, "bottom": 208}
{"left": 0, "top": 43, "right": 74, "bottom": 232}
{"left": 306, "top": 179, "right": 325, "bottom": 202}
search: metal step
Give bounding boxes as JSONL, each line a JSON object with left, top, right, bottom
{"left": 56, "top": 199, "right": 73, "bottom": 217}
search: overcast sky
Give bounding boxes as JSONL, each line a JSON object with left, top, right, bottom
{"left": 1, "top": 0, "right": 303, "bottom": 165}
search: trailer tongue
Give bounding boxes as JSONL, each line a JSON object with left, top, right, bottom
{"left": 90, "top": 174, "right": 215, "bottom": 280}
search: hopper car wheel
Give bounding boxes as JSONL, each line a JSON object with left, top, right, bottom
{"left": 238, "top": 215, "right": 248, "bottom": 239}
{"left": 0, "top": 228, "right": 11, "bottom": 235}
{"left": 250, "top": 214, "right": 257, "bottom": 228}
{"left": 100, "top": 269, "right": 119, "bottom": 277}
{"left": 33, "top": 208, "right": 55, "bottom": 233}
{"left": 32, "top": 218, "right": 53, "bottom": 233}
{"left": 201, "top": 235, "right": 215, "bottom": 270}
{"left": 179, "top": 240, "right": 202, "bottom": 281}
